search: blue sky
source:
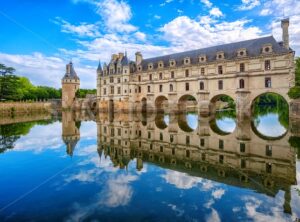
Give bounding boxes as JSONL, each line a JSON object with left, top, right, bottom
{"left": 0, "top": 0, "right": 299, "bottom": 88}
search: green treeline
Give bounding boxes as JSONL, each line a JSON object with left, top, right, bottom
{"left": 288, "top": 57, "right": 300, "bottom": 99}
{"left": 0, "top": 63, "right": 95, "bottom": 101}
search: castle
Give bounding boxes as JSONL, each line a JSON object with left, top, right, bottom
{"left": 62, "top": 19, "right": 295, "bottom": 116}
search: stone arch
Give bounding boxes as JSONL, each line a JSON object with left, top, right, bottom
{"left": 210, "top": 94, "right": 236, "bottom": 114}
{"left": 155, "top": 113, "right": 169, "bottom": 130}
{"left": 250, "top": 92, "right": 289, "bottom": 113}
{"left": 178, "top": 94, "right": 197, "bottom": 112}
{"left": 155, "top": 95, "right": 168, "bottom": 112}
{"left": 178, "top": 112, "right": 198, "bottom": 132}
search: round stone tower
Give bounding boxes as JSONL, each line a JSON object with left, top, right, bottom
{"left": 62, "top": 61, "right": 80, "bottom": 109}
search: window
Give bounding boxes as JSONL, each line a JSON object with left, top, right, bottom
{"left": 185, "top": 82, "right": 189, "bottom": 91}
{"left": 201, "top": 153, "right": 206, "bottom": 161}
{"left": 149, "top": 74, "right": 152, "bottom": 81}
{"left": 147, "top": 85, "right": 151, "bottom": 93}
{"left": 172, "top": 148, "right": 175, "bottom": 155}
{"left": 159, "top": 85, "right": 163, "bottom": 92}
{"left": 200, "top": 138, "right": 205, "bottom": 146}
{"left": 185, "top": 69, "right": 189, "bottom": 77}
{"left": 201, "top": 67, "right": 205, "bottom": 75}
{"left": 266, "top": 145, "right": 272, "bottom": 156}
{"left": 138, "top": 75, "right": 141, "bottom": 82}
{"left": 218, "top": 80, "right": 223, "bottom": 90}
{"left": 219, "top": 139, "right": 224, "bottom": 149}
{"left": 240, "top": 63, "right": 245, "bottom": 72}
{"left": 169, "top": 84, "right": 173, "bottom": 92}
{"left": 219, "top": 155, "right": 224, "bottom": 164}
{"left": 265, "top": 77, "right": 271, "bottom": 88}
{"left": 148, "top": 132, "right": 151, "bottom": 139}
{"left": 124, "top": 78, "right": 127, "bottom": 82}
{"left": 103, "top": 88, "right": 106, "bottom": 95}
{"left": 138, "top": 86, "right": 141, "bottom": 93}
{"left": 150, "top": 144, "right": 153, "bottom": 150}
{"left": 124, "top": 70, "right": 127, "bottom": 74}
{"left": 200, "top": 81, "right": 204, "bottom": 90}
{"left": 160, "top": 132, "right": 163, "bottom": 140}
{"left": 110, "top": 77, "right": 114, "bottom": 83}
{"left": 170, "top": 135, "right": 174, "bottom": 143}
{"left": 265, "top": 60, "right": 271, "bottom": 70}
{"left": 159, "top": 72, "right": 163, "bottom": 80}
{"left": 103, "top": 80, "right": 106, "bottom": 85}
{"left": 266, "top": 163, "right": 272, "bottom": 173}
{"left": 117, "top": 68, "right": 121, "bottom": 73}
{"left": 117, "top": 78, "right": 121, "bottom": 83}
{"left": 240, "top": 143, "right": 245, "bottom": 152}
{"left": 160, "top": 146, "right": 163, "bottom": 152}
{"left": 218, "top": 65, "right": 223, "bottom": 74}
{"left": 110, "top": 86, "right": 114, "bottom": 94}
{"left": 241, "top": 159, "right": 246, "bottom": 168}
{"left": 186, "top": 150, "right": 190, "bottom": 158}
{"left": 118, "top": 128, "right": 121, "bottom": 136}
{"left": 239, "top": 79, "right": 245, "bottom": 89}
{"left": 117, "top": 87, "right": 121, "bottom": 94}
{"left": 186, "top": 136, "right": 190, "bottom": 145}
{"left": 171, "top": 71, "right": 175, "bottom": 78}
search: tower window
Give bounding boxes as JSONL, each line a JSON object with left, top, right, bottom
{"left": 265, "top": 60, "right": 271, "bottom": 70}
{"left": 171, "top": 71, "right": 175, "bottom": 78}
{"left": 218, "top": 65, "right": 223, "bottom": 74}
{"left": 138, "top": 75, "right": 141, "bottom": 82}
{"left": 185, "top": 69, "right": 189, "bottom": 77}
{"left": 159, "top": 72, "right": 163, "bottom": 80}
{"left": 240, "top": 63, "right": 245, "bottom": 72}
{"left": 218, "top": 80, "right": 223, "bottom": 90}
{"left": 149, "top": 74, "right": 152, "bottom": 81}
{"left": 201, "top": 67, "right": 205, "bottom": 75}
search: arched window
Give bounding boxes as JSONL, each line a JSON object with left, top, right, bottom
{"left": 169, "top": 84, "right": 173, "bottom": 92}
{"left": 200, "top": 81, "right": 204, "bottom": 90}
{"left": 239, "top": 79, "right": 245, "bottom": 89}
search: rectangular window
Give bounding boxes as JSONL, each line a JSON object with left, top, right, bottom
{"left": 110, "top": 77, "right": 114, "bottom": 83}
{"left": 219, "top": 139, "right": 224, "bottom": 149}
{"left": 149, "top": 74, "right": 152, "bottom": 81}
{"left": 159, "top": 72, "right": 163, "bottom": 80}
{"left": 185, "top": 69, "right": 189, "bottom": 77}
{"left": 117, "top": 78, "right": 121, "bottom": 83}
{"left": 170, "top": 135, "right": 174, "bottom": 143}
{"left": 266, "top": 145, "right": 272, "bottom": 156}
{"left": 148, "top": 132, "right": 151, "bottom": 139}
{"left": 160, "top": 146, "right": 163, "bottom": 152}
{"left": 185, "top": 82, "right": 189, "bottom": 91}
{"left": 201, "top": 153, "right": 206, "bottom": 161}
{"left": 111, "top": 128, "right": 114, "bottom": 136}
{"left": 218, "top": 80, "right": 223, "bottom": 90}
{"left": 159, "top": 85, "right": 163, "bottom": 92}
{"left": 172, "top": 148, "right": 175, "bottom": 155}
{"left": 219, "top": 155, "right": 224, "bottom": 164}
{"left": 266, "top": 163, "right": 272, "bottom": 173}
{"left": 117, "top": 87, "right": 121, "bottom": 94}
{"left": 200, "top": 138, "right": 205, "bottom": 147}
{"left": 186, "top": 136, "right": 190, "bottom": 145}
{"left": 103, "top": 80, "right": 106, "bottom": 85}
{"left": 104, "top": 88, "right": 106, "bottom": 95}
{"left": 265, "top": 77, "right": 271, "bottom": 88}
{"left": 118, "top": 128, "right": 121, "bottom": 136}
{"left": 186, "top": 150, "right": 190, "bottom": 158}
{"left": 150, "top": 143, "right": 153, "bottom": 150}
{"left": 138, "top": 86, "right": 141, "bottom": 93}
{"left": 218, "top": 65, "right": 223, "bottom": 74}
{"left": 110, "top": 86, "right": 114, "bottom": 94}
{"left": 241, "top": 159, "right": 246, "bottom": 168}
{"left": 201, "top": 67, "right": 205, "bottom": 75}
{"left": 171, "top": 71, "right": 175, "bottom": 78}
{"left": 160, "top": 132, "right": 163, "bottom": 140}
{"left": 240, "top": 143, "right": 245, "bottom": 152}
{"left": 138, "top": 75, "right": 141, "bottom": 82}
{"left": 148, "top": 85, "right": 151, "bottom": 93}
{"left": 200, "top": 82, "right": 204, "bottom": 90}
{"left": 240, "top": 63, "right": 245, "bottom": 72}
{"left": 265, "top": 60, "right": 271, "bottom": 70}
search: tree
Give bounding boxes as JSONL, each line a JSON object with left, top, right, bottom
{"left": 288, "top": 57, "right": 300, "bottom": 99}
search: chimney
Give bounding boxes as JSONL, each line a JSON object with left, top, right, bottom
{"left": 66, "top": 63, "right": 71, "bottom": 74}
{"left": 281, "top": 18, "right": 289, "bottom": 50}
{"left": 119, "top": 52, "right": 124, "bottom": 60}
{"left": 135, "top": 52, "right": 143, "bottom": 65}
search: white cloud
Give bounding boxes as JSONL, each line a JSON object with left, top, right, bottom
{"left": 206, "top": 208, "right": 221, "bottom": 222}
{"left": 260, "top": 0, "right": 300, "bottom": 18}
{"left": 209, "top": 7, "right": 223, "bottom": 17}
{"left": 237, "top": 0, "right": 260, "bottom": 11}
{"left": 201, "top": 0, "right": 212, "bottom": 8}
{"left": 162, "top": 170, "right": 202, "bottom": 189}
{"left": 154, "top": 15, "right": 161, "bottom": 20}
{"left": 53, "top": 17, "right": 100, "bottom": 38}
{"left": 95, "top": 0, "right": 137, "bottom": 32}
{"left": 212, "top": 188, "right": 225, "bottom": 199}
{"left": 159, "top": 16, "right": 262, "bottom": 50}
{"left": 134, "top": 31, "right": 147, "bottom": 41}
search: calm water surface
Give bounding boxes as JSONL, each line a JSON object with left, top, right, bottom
{"left": 0, "top": 109, "right": 299, "bottom": 222}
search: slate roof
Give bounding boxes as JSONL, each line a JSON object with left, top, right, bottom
{"left": 63, "top": 62, "right": 79, "bottom": 80}
{"left": 139, "top": 36, "right": 291, "bottom": 71}
{"left": 97, "top": 60, "right": 102, "bottom": 72}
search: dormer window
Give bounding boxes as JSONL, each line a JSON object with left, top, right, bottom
{"left": 169, "top": 59, "right": 176, "bottom": 67}
{"left": 137, "top": 65, "right": 142, "bottom": 72}
{"left": 216, "top": 51, "right": 224, "bottom": 60}
{"left": 237, "top": 48, "right": 247, "bottom": 57}
{"left": 262, "top": 44, "right": 273, "bottom": 54}
{"left": 199, "top": 55, "right": 206, "bottom": 63}
{"left": 148, "top": 63, "right": 153, "bottom": 70}
{"left": 158, "top": 61, "right": 164, "bottom": 68}
{"left": 184, "top": 57, "right": 190, "bottom": 65}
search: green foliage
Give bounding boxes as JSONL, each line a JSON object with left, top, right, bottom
{"left": 288, "top": 57, "right": 300, "bottom": 99}
{"left": 0, "top": 63, "right": 62, "bottom": 101}
{"left": 75, "top": 89, "right": 96, "bottom": 98}
{"left": 218, "top": 95, "right": 236, "bottom": 109}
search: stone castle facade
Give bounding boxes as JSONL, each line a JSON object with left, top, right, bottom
{"left": 96, "top": 19, "right": 295, "bottom": 116}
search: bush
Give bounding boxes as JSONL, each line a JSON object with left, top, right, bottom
{"left": 288, "top": 86, "right": 300, "bottom": 99}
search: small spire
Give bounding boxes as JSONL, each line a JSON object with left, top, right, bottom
{"left": 97, "top": 60, "right": 102, "bottom": 71}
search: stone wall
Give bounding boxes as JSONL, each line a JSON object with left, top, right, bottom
{"left": 290, "top": 99, "right": 300, "bottom": 118}
{"left": 0, "top": 100, "right": 61, "bottom": 117}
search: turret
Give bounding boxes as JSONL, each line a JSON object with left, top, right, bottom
{"left": 62, "top": 61, "right": 80, "bottom": 109}
{"left": 281, "top": 18, "right": 289, "bottom": 50}
{"left": 97, "top": 60, "right": 103, "bottom": 76}
{"left": 62, "top": 111, "right": 80, "bottom": 156}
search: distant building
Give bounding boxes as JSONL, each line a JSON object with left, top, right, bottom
{"left": 96, "top": 19, "right": 295, "bottom": 116}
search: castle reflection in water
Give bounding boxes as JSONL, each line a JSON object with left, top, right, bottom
{"left": 62, "top": 110, "right": 297, "bottom": 215}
